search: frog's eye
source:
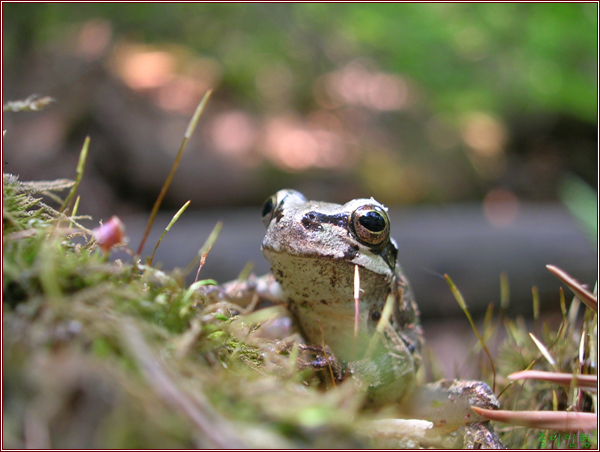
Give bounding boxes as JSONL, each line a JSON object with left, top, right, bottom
{"left": 350, "top": 205, "right": 390, "bottom": 246}
{"left": 261, "top": 195, "right": 277, "bottom": 227}
{"left": 262, "top": 189, "right": 307, "bottom": 227}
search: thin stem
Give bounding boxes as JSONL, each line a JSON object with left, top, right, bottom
{"left": 136, "top": 90, "right": 212, "bottom": 258}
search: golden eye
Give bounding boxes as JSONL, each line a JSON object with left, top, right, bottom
{"left": 350, "top": 205, "right": 390, "bottom": 246}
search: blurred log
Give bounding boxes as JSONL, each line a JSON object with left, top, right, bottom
{"left": 114, "top": 201, "right": 597, "bottom": 319}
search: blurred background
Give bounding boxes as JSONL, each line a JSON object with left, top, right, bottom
{"left": 3, "top": 4, "right": 597, "bottom": 371}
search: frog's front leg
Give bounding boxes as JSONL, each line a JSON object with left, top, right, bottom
{"left": 292, "top": 343, "right": 346, "bottom": 381}
{"left": 398, "top": 379, "right": 504, "bottom": 448}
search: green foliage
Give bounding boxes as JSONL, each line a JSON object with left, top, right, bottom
{"left": 475, "top": 283, "right": 597, "bottom": 449}
{"left": 560, "top": 175, "right": 598, "bottom": 246}
{"left": 4, "top": 3, "right": 597, "bottom": 121}
{"left": 496, "top": 309, "right": 597, "bottom": 448}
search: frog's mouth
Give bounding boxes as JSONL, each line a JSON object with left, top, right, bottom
{"left": 263, "top": 246, "right": 394, "bottom": 292}
{"left": 262, "top": 241, "right": 397, "bottom": 283}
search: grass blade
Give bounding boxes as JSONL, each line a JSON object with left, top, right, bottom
{"left": 531, "top": 286, "right": 540, "bottom": 320}
{"left": 500, "top": 271, "right": 510, "bottom": 311}
{"left": 363, "top": 291, "right": 396, "bottom": 361}
{"left": 508, "top": 370, "right": 597, "bottom": 391}
{"left": 547, "top": 265, "right": 597, "bottom": 313}
{"left": 194, "top": 221, "right": 223, "bottom": 282}
{"left": 445, "top": 274, "right": 497, "bottom": 391}
{"left": 136, "top": 89, "right": 212, "bottom": 258}
{"left": 60, "top": 136, "right": 89, "bottom": 214}
{"left": 529, "top": 332, "right": 557, "bottom": 368}
{"left": 471, "top": 407, "right": 597, "bottom": 431}
{"left": 353, "top": 264, "right": 360, "bottom": 360}
{"left": 148, "top": 200, "right": 191, "bottom": 266}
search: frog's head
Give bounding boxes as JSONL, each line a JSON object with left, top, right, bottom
{"left": 260, "top": 189, "right": 398, "bottom": 276}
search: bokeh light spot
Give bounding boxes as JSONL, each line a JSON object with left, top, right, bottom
{"left": 483, "top": 188, "right": 519, "bottom": 227}
{"left": 119, "top": 49, "right": 176, "bottom": 90}
{"left": 462, "top": 112, "right": 506, "bottom": 157}
{"left": 322, "top": 61, "right": 414, "bottom": 112}
{"left": 77, "top": 19, "right": 112, "bottom": 60}
{"left": 210, "top": 111, "right": 257, "bottom": 157}
{"left": 262, "top": 116, "right": 352, "bottom": 171}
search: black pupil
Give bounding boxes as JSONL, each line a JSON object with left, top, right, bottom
{"left": 262, "top": 197, "right": 274, "bottom": 218}
{"left": 359, "top": 211, "right": 386, "bottom": 232}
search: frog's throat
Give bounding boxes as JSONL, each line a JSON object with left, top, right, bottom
{"left": 265, "top": 251, "right": 393, "bottom": 361}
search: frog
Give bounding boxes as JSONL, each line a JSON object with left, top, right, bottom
{"left": 202, "top": 189, "right": 504, "bottom": 448}
{"left": 260, "top": 189, "right": 422, "bottom": 402}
